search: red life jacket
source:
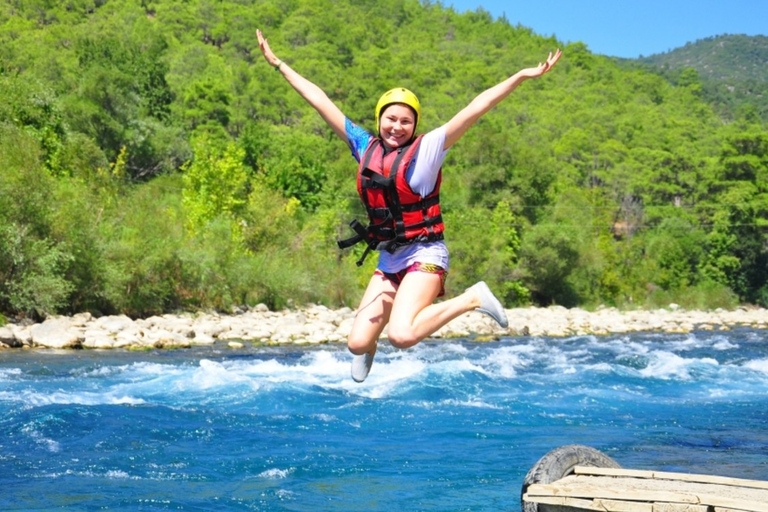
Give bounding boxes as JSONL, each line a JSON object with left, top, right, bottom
{"left": 338, "top": 135, "right": 445, "bottom": 266}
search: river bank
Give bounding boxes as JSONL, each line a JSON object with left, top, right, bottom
{"left": 0, "top": 303, "right": 766, "bottom": 350}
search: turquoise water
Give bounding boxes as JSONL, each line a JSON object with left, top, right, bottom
{"left": 2, "top": 329, "right": 768, "bottom": 511}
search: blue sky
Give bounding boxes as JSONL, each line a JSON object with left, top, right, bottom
{"left": 447, "top": 0, "right": 768, "bottom": 58}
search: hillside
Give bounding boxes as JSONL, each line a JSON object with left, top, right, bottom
{"left": 0, "top": 0, "right": 766, "bottom": 321}
{"left": 631, "top": 34, "right": 768, "bottom": 121}
{"left": 640, "top": 34, "right": 768, "bottom": 82}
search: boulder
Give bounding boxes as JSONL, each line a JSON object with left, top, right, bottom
{"left": 95, "top": 314, "right": 136, "bottom": 334}
{"left": 30, "top": 317, "right": 83, "bottom": 349}
{"left": 0, "top": 325, "right": 21, "bottom": 348}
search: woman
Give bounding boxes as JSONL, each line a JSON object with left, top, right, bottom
{"left": 256, "top": 29, "right": 561, "bottom": 382}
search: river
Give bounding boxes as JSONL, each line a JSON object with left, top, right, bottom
{"left": 2, "top": 329, "right": 768, "bottom": 511}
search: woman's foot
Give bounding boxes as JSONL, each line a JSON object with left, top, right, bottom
{"left": 467, "top": 281, "right": 508, "bottom": 328}
{"left": 351, "top": 351, "right": 375, "bottom": 382}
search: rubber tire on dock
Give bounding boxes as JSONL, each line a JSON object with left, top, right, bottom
{"left": 520, "top": 444, "right": 621, "bottom": 512}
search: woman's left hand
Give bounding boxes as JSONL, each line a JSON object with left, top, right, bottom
{"left": 520, "top": 48, "right": 562, "bottom": 79}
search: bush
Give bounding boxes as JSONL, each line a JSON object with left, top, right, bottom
{"left": 644, "top": 217, "right": 705, "bottom": 291}
{"left": 177, "top": 215, "right": 260, "bottom": 310}
{"left": 444, "top": 201, "right": 529, "bottom": 305}
{"left": 50, "top": 177, "right": 112, "bottom": 314}
{"left": 518, "top": 222, "right": 580, "bottom": 306}
{"left": 0, "top": 124, "right": 73, "bottom": 319}
{"left": 100, "top": 175, "right": 186, "bottom": 317}
{"left": 754, "top": 284, "right": 768, "bottom": 308}
{"left": 0, "top": 223, "right": 74, "bottom": 319}
{"left": 643, "top": 280, "right": 738, "bottom": 311}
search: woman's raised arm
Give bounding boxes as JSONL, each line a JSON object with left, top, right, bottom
{"left": 256, "top": 29, "right": 348, "bottom": 144}
{"left": 442, "top": 49, "right": 561, "bottom": 150}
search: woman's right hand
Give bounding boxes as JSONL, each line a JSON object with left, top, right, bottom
{"left": 256, "top": 29, "right": 281, "bottom": 68}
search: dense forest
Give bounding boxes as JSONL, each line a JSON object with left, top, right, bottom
{"left": 1, "top": 0, "right": 767, "bottom": 323}
{"left": 635, "top": 34, "right": 768, "bottom": 122}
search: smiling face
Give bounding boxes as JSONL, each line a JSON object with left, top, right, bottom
{"left": 378, "top": 103, "right": 416, "bottom": 148}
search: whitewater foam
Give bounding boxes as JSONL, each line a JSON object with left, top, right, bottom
{"left": 638, "top": 351, "right": 719, "bottom": 381}
{"left": 258, "top": 468, "right": 294, "bottom": 479}
{"left": 744, "top": 358, "right": 768, "bottom": 375}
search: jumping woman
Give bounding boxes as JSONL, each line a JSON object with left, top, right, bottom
{"left": 256, "top": 29, "right": 561, "bottom": 382}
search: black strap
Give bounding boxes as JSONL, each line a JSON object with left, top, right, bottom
{"left": 361, "top": 167, "right": 394, "bottom": 188}
{"left": 399, "top": 194, "right": 440, "bottom": 212}
{"left": 355, "top": 243, "right": 375, "bottom": 267}
{"left": 337, "top": 220, "right": 367, "bottom": 249}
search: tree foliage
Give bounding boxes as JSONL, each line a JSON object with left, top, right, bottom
{"left": 0, "top": 0, "right": 766, "bottom": 319}
{"left": 634, "top": 34, "right": 768, "bottom": 122}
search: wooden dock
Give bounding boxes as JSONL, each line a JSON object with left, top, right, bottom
{"left": 523, "top": 465, "right": 768, "bottom": 512}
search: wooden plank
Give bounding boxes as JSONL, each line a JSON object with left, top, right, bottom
{"left": 525, "top": 477, "right": 768, "bottom": 512}
{"left": 574, "top": 466, "right": 768, "bottom": 491}
{"left": 697, "top": 501, "right": 768, "bottom": 512}
{"left": 525, "top": 481, "right": 699, "bottom": 503}
{"left": 522, "top": 496, "right": 605, "bottom": 511}
{"left": 524, "top": 495, "right": 652, "bottom": 512}
{"left": 523, "top": 496, "right": 709, "bottom": 512}
{"left": 652, "top": 505, "right": 709, "bottom": 512}
{"left": 598, "top": 499, "right": 653, "bottom": 512}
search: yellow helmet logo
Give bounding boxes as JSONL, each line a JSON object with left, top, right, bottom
{"left": 375, "top": 87, "right": 421, "bottom": 134}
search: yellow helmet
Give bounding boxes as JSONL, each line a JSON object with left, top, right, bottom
{"left": 375, "top": 87, "right": 421, "bottom": 134}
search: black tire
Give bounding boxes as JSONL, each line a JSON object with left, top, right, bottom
{"left": 520, "top": 444, "right": 621, "bottom": 512}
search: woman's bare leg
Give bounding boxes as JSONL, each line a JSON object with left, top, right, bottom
{"left": 386, "top": 272, "right": 481, "bottom": 349}
{"left": 347, "top": 272, "right": 398, "bottom": 355}
{"left": 347, "top": 271, "right": 507, "bottom": 381}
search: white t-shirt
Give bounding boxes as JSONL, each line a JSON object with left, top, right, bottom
{"left": 345, "top": 119, "right": 451, "bottom": 272}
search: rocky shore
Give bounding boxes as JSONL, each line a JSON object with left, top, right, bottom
{"left": 0, "top": 304, "right": 766, "bottom": 350}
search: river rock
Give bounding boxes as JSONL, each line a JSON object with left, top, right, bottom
{"left": 83, "top": 329, "right": 117, "bottom": 349}
{"left": 95, "top": 314, "right": 135, "bottom": 334}
{"left": 0, "top": 325, "right": 21, "bottom": 348}
{"left": 1, "top": 303, "right": 766, "bottom": 350}
{"left": 143, "top": 329, "right": 191, "bottom": 349}
{"left": 30, "top": 317, "right": 83, "bottom": 349}
{"left": 11, "top": 324, "right": 32, "bottom": 346}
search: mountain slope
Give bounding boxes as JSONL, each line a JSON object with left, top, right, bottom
{"left": 624, "top": 34, "right": 768, "bottom": 121}
{"left": 640, "top": 34, "right": 768, "bottom": 82}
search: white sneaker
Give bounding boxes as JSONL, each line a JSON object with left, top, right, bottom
{"left": 351, "top": 351, "right": 374, "bottom": 382}
{"left": 468, "top": 281, "right": 509, "bottom": 328}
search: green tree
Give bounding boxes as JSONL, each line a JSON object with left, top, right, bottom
{"left": 0, "top": 125, "right": 73, "bottom": 318}
{"left": 518, "top": 222, "right": 580, "bottom": 306}
{"left": 260, "top": 130, "right": 329, "bottom": 211}
{"left": 699, "top": 125, "right": 768, "bottom": 304}
{"left": 0, "top": 75, "right": 67, "bottom": 175}
{"left": 644, "top": 217, "right": 705, "bottom": 291}
{"left": 182, "top": 136, "right": 249, "bottom": 236}
{"left": 445, "top": 201, "right": 529, "bottom": 304}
